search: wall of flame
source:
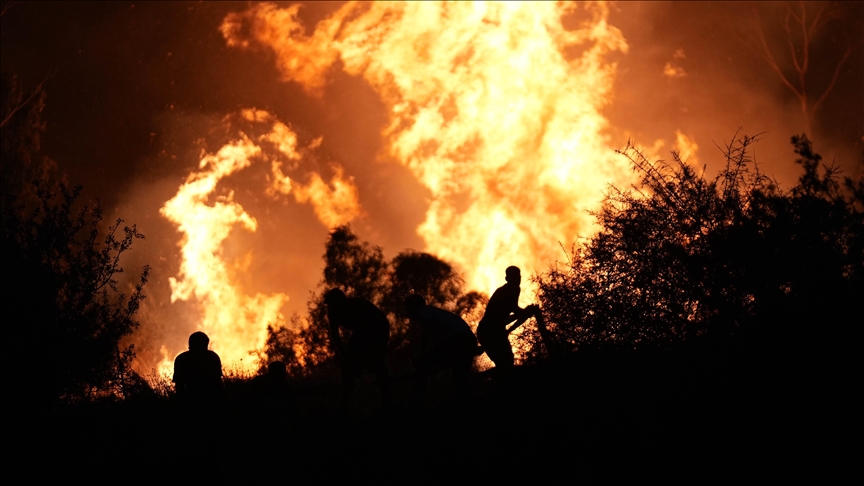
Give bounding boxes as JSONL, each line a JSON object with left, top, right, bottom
{"left": 156, "top": 2, "right": 717, "bottom": 372}
{"left": 221, "top": 1, "right": 636, "bottom": 295}
{"left": 157, "top": 109, "right": 361, "bottom": 372}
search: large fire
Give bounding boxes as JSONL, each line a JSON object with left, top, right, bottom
{"left": 158, "top": 110, "right": 360, "bottom": 372}
{"left": 222, "top": 1, "right": 634, "bottom": 295}
{"left": 159, "top": 1, "right": 640, "bottom": 372}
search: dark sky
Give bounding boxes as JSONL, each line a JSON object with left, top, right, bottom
{"left": 3, "top": 1, "right": 861, "bottom": 369}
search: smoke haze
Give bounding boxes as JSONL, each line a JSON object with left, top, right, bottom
{"left": 2, "top": 1, "right": 861, "bottom": 371}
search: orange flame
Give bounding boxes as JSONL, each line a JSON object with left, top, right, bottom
{"left": 222, "top": 2, "right": 636, "bottom": 300}
{"left": 158, "top": 111, "right": 360, "bottom": 373}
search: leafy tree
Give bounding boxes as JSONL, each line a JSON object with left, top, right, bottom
{"left": 257, "top": 315, "right": 305, "bottom": 376}
{"left": 527, "top": 133, "right": 862, "bottom": 360}
{"left": 383, "top": 250, "right": 466, "bottom": 351}
{"left": 2, "top": 72, "right": 149, "bottom": 407}
{"left": 260, "top": 225, "right": 481, "bottom": 377}
{"left": 386, "top": 250, "right": 464, "bottom": 314}
{"left": 319, "top": 225, "right": 391, "bottom": 303}
{"left": 454, "top": 291, "right": 489, "bottom": 328}
{"left": 257, "top": 225, "right": 389, "bottom": 376}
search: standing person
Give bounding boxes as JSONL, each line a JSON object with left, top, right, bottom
{"left": 173, "top": 331, "right": 225, "bottom": 405}
{"left": 476, "top": 266, "right": 534, "bottom": 369}
{"left": 324, "top": 288, "right": 391, "bottom": 411}
{"left": 404, "top": 294, "right": 478, "bottom": 400}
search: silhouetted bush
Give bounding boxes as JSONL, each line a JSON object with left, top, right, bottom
{"left": 526, "top": 133, "right": 863, "bottom": 360}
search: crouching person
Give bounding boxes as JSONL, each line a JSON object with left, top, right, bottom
{"left": 251, "top": 361, "right": 298, "bottom": 429}
{"left": 324, "top": 288, "right": 391, "bottom": 412}
{"left": 404, "top": 294, "right": 479, "bottom": 401}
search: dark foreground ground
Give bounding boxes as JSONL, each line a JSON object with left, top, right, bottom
{"left": 20, "top": 342, "right": 858, "bottom": 483}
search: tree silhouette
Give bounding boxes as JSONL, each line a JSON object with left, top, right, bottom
{"left": 260, "top": 225, "right": 482, "bottom": 377}
{"left": 387, "top": 250, "right": 465, "bottom": 316}
{"left": 320, "top": 225, "right": 391, "bottom": 303}
{"left": 2, "top": 73, "right": 149, "bottom": 407}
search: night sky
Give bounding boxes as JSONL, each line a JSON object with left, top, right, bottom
{"left": 3, "top": 1, "right": 862, "bottom": 370}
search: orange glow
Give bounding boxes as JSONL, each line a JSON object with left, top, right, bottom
{"left": 674, "top": 130, "right": 700, "bottom": 167}
{"left": 222, "top": 2, "right": 637, "bottom": 301}
{"left": 158, "top": 111, "right": 360, "bottom": 373}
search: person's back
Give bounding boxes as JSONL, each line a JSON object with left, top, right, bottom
{"left": 324, "top": 288, "right": 391, "bottom": 410}
{"left": 250, "top": 361, "right": 297, "bottom": 429}
{"left": 416, "top": 305, "right": 475, "bottom": 352}
{"left": 253, "top": 361, "right": 296, "bottom": 405}
{"left": 173, "top": 332, "right": 224, "bottom": 403}
{"left": 405, "top": 295, "right": 478, "bottom": 399}
{"left": 329, "top": 296, "right": 390, "bottom": 336}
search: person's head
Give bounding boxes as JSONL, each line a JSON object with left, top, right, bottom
{"left": 267, "top": 361, "right": 287, "bottom": 381}
{"left": 404, "top": 294, "right": 426, "bottom": 319}
{"left": 505, "top": 266, "right": 521, "bottom": 284}
{"left": 188, "top": 331, "right": 209, "bottom": 351}
{"left": 324, "top": 288, "right": 347, "bottom": 307}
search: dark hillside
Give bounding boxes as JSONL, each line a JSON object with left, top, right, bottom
{"left": 24, "top": 340, "right": 855, "bottom": 481}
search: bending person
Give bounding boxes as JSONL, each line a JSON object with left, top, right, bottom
{"left": 404, "top": 294, "right": 478, "bottom": 400}
{"left": 476, "top": 266, "right": 535, "bottom": 369}
{"left": 324, "top": 288, "right": 391, "bottom": 411}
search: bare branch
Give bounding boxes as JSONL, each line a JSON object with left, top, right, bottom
{"left": 783, "top": 10, "right": 804, "bottom": 78}
{"left": 0, "top": 77, "right": 47, "bottom": 129}
{"left": 753, "top": 10, "right": 804, "bottom": 99}
{"left": 788, "top": 1, "right": 803, "bottom": 25}
{"left": 812, "top": 43, "right": 857, "bottom": 116}
{"left": 806, "top": 2, "right": 833, "bottom": 42}
{"left": 1, "top": 2, "right": 16, "bottom": 18}
{"left": 798, "top": 1, "right": 810, "bottom": 75}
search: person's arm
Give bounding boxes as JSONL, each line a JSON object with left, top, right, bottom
{"left": 506, "top": 304, "right": 538, "bottom": 334}
{"left": 172, "top": 355, "right": 186, "bottom": 393}
{"left": 328, "top": 310, "right": 345, "bottom": 357}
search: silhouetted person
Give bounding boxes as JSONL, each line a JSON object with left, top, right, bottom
{"left": 477, "top": 266, "right": 533, "bottom": 369}
{"left": 405, "top": 294, "right": 478, "bottom": 400}
{"left": 251, "top": 361, "right": 298, "bottom": 429}
{"left": 173, "top": 331, "right": 225, "bottom": 405}
{"left": 324, "top": 288, "right": 391, "bottom": 411}
{"left": 253, "top": 362, "right": 297, "bottom": 406}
